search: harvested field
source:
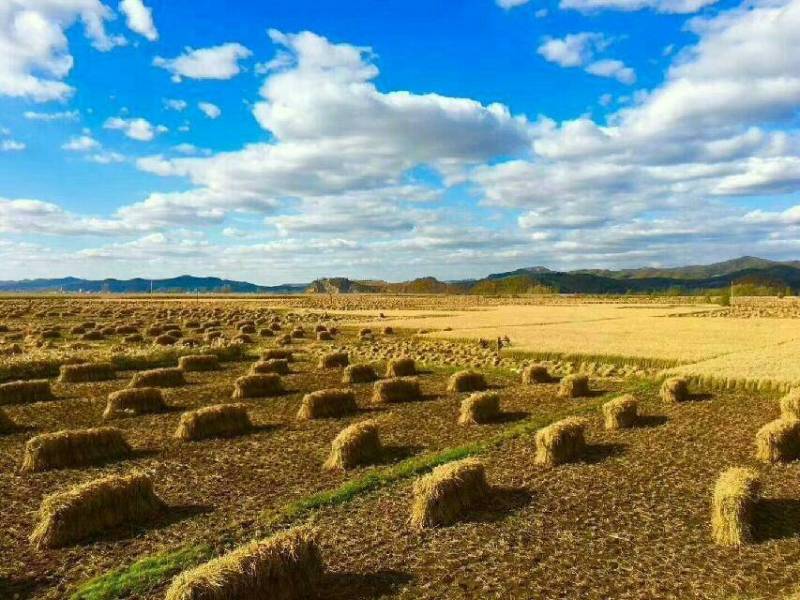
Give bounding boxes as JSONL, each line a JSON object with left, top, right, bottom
{"left": 2, "top": 295, "right": 800, "bottom": 600}
{"left": 302, "top": 380, "right": 800, "bottom": 599}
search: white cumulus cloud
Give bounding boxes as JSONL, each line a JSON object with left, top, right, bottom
{"left": 560, "top": 0, "right": 718, "bottom": 13}
{"left": 153, "top": 43, "right": 252, "bottom": 82}
{"left": 24, "top": 110, "right": 80, "bottom": 121}
{"left": 1, "top": 139, "right": 25, "bottom": 151}
{"left": 104, "top": 116, "right": 167, "bottom": 141}
{"left": 0, "top": 0, "right": 125, "bottom": 102}
{"left": 198, "top": 101, "right": 221, "bottom": 119}
{"left": 62, "top": 135, "right": 100, "bottom": 151}
{"left": 163, "top": 98, "right": 187, "bottom": 111}
{"left": 118, "top": 0, "right": 157, "bottom": 41}
{"left": 538, "top": 33, "right": 635, "bottom": 84}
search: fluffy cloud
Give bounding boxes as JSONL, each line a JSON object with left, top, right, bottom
{"left": 104, "top": 116, "right": 167, "bottom": 141}
{"left": 126, "top": 29, "right": 532, "bottom": 227}
{"left": 62, "top": 135, "right": 100, "bottom": 151}
{"left": 78, "top": 233, "right": 211, "bottom": 260}
{"left": 537, "top": 33, "right": 635, "bottom": 84}
{"left": 118, "top": 0, "right": 157, "bottom": 41}
{"left": 198, "top": 101, "right": 221, "bottom": 119}
{"left": 268, "top": 186, "right": 440, "bottom": 236}
{"left": 537, "top": 33, "right": 609, "bottom": 68}
{"left": 89, "top": 150, "right": 125, "bottom": 164}
{"left": 113, "top": 188, "right": 243, "bottom": 227}
{"left": 24, "top": 110, "right": 80, "bottom": 121}
{"left": 496, "top": 0, "right": 532, "bottom": 7}
{"left": 559, "top": 0, "right": 718, "bottom": 13}
{"left": 173, "top": 143, "right": 204, "bottom": 155}
{"left": 163, "top": 98, "right": 187, "bottom": 111}
{"left": 584, "top": 59, "right": 636, "bottom": 84}
{"left": 0, "top": 0, "right": 124, "bottom": 102}
{"left": 713, "top": 157, "right": 800, "bottom": 196}
{"left": 0, "top": 197, "right": 139, "bottom": 235}
{"left": 1, "top": 139, "right": 25, "bottom": 151}
{"left": 497, "top": 0, "right": 716, "bottom": 12}
{"left": 153, "top": 43, "right": 252, "bottom": 82}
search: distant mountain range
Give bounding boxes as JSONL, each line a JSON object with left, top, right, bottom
{"left": 0, "top": 275, "right": 306, "bottom": 294}
{"left": 2, "top": 256, "right": 800, "bottom": 295}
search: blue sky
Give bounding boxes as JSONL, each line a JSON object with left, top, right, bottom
{"left": 0, "top": 0, "right": 798, "bottom": 284}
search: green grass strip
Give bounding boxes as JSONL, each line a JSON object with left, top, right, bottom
{"left": 70, "top": 544, "right": 211, "bottom": 600}
{"left": 268, "top": 443, "right": 484, "bottom": 525}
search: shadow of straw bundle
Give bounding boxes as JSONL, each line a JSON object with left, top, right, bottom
{"left": 0, "top": 407, "right": 17, "bottom": 433}
{"left": 297, "top": 389, "right": 357, "bottom": 420}
{"left": 251, "top": 359, "right": 290, "bottom": 375}
{"left": 755, "top": 418, "right": 800, "bottom": 463}
{"left": 342, "top": 363, "right": 377, "bottom": 384}
{"left": 21, "top": 427, "right": 132, "bottom": 472}
{"left": 535, "top": 417, "right": 589, "bottom": 466}
{"left": 522, "top": 363, "right": 551, "bottom": 384}
{"left": 409, "top": 458, "right": 489, "bottom": 530}
{"left": 602, "top": 394, "right": 639, "bottom": 430}
{"left": 319, "top": 351, "right": 349, "bottom": 369}
{"left": 178, "top": 354, "right": 219, "bottom": 372}
{"left": 175, "top": 403, "right": 252, "bottom": 441}
{"left": 711, "top": 467, "right": 761, "bottom": 546}
{"left": 262, "top": 349, "right": 293, "bottom": 361}
{"left": 30, "top": 471, "right": 165, "bottom": 549}
{"left": 458, "top": 392, "right": 500, "bottom": 425}
{"left": 385, "top": 357, "right": 416, "bottom": 377}
{"left": 558, "top": 374, "right": 589, "bottom": 398}
{"left": 372, "top": 377, "right": 421, "bottom": 404}
{"left": 165, "top": 527, "right": 323, "bottom": 600}
{"left": 447, "top": 370, "right": 487, "bottom": 393}
{"left": 324, "top": 420, "right": 381, "bottom": 470}
{"left": 232, "top": 374, "right": 284, "bottom": 399}
{"left": 660, "top": 377, "right": 689, "bottom": 402}
{"left": 129, "top": 367, "right": 186, "bottom": 388}
{"left": 58, "top": 362, "right": 116, "bottom": 383}
{"left": 103, "top": 387, "right": 166, "bottom": 420}
{"left": 0, "top": 379, "right": 53, "bottom": 405}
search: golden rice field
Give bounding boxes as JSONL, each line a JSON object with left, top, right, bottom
{"left": 3, "top": 295, "right": 800, "bottom": 599}
{"left": 363, "top": 301, "right": 800, "bottom": 390}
